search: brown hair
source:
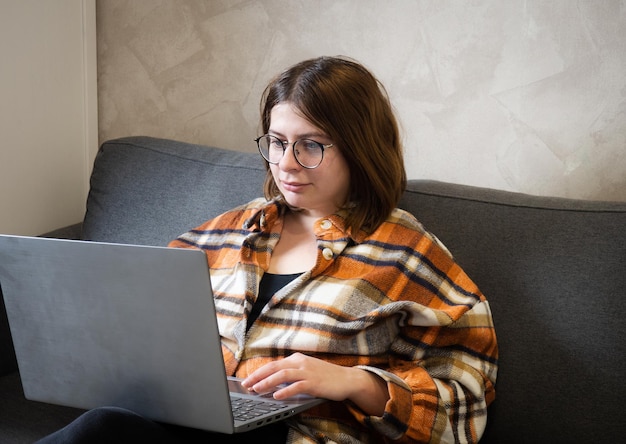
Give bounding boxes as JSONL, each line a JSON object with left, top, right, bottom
{"left": 260, "top": 56, "right": 406, "bottom": 235}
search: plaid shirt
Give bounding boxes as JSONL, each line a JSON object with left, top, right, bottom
{"left": 169, "top": 198, "right": 498, "bottom": 443}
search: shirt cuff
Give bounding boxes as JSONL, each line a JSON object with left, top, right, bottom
{"left": 348, "top": 365, "right": 413, "bottom": 440}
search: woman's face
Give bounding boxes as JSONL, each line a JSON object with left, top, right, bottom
{"left": 268, "top": 102, "right": 351, "bottom": 218}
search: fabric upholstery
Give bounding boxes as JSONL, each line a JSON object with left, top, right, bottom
{"left": 399, "top": 181, "right": 626, "bottom": 443}
{"left": 83, "top": 137, "right": 267, "bottom": 246}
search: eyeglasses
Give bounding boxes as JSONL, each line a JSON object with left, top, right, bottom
{"left": 255, "top": 134, "right": 334, "bottom": 169}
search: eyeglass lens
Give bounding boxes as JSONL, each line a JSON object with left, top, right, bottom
{"left": 257, "top": 135, "right": 324, "bottom": 168}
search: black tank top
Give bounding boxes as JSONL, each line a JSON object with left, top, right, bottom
{"left": 246, "top": 272, "right": 302, "bottom": 330}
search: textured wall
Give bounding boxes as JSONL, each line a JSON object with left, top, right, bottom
{"left": 97, "top": 0, "right": 626, "bottom": 200}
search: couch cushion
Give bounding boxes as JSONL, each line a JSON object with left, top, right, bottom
{"left": 400, "top": 180, "right": 626, "bottom": 443}
{"left": 83, "top": 136, "right": 267, "bottom": 246}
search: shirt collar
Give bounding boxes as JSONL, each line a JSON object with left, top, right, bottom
{"left": 242, "top": 199, "right": 366, "bottom": 243}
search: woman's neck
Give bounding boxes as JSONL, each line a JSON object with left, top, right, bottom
{"left": 266, "top": 211, "right": 318, "bottom": 274}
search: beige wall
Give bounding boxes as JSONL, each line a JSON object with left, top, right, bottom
{"left": 97, "top": 0, "right": 626, "bottom": 201}
{"left": 0, "top": 0, "right": 98, "bottom": 235}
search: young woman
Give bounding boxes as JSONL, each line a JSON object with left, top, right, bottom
{"left": 39, "top": 56, "right": 497, "bottom": 444}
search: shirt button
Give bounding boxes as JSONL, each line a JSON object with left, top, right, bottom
{"left": 322, "top": 248, "right": 333, "bottom": 260}
{"left": 320, "top": 219, "right": 332, "bottom": 230}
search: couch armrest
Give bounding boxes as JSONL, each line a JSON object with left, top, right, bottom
{"left": 40, "top": 222, "right": 83, "bottom": 240}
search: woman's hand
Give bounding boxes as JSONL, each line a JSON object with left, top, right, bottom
{"left": 241, "top": 352, "right": 390, "bottom": 416}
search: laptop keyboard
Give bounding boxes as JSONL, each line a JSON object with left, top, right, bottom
{"left": 230, "top": 396, "right": 286, "bottom": 421}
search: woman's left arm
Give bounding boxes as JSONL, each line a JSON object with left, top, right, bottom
{"left": 369, "top": 299, "right": 498, "bottom": 443}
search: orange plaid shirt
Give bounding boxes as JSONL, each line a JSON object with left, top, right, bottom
{"left": 169, "top": 198, "right": 498, "bottom": 443}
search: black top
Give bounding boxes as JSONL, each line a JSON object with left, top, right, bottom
{"left": 246, "top": 272, "right": 302, "bottom": 330}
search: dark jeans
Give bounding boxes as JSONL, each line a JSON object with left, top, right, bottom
{"left": 36, "top": 406, "right": 289, "bottom": 444}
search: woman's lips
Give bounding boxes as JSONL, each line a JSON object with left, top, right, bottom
{"left": 281, "top": 180, "right": 309, "bottom": 192}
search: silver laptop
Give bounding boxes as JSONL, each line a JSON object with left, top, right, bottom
{"left": 0, "top": 234, "right": 324, "bottom": 434}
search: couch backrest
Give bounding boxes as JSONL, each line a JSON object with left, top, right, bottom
{"left": 49, "top": 137, "right": 626, "bottom": 441}
{"left": 83, "top": 137, "right": 267, "bottom": 245}
{"left": 400, "top": 181, "right": 626, "bottom": 443}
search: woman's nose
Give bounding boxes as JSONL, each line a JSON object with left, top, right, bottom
{"left": 278, "top": 143, "right": 301, "bottom": 170}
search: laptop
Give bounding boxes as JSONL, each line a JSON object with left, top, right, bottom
{"left": 0, "top": 234, "right": 324, "bottom": 434}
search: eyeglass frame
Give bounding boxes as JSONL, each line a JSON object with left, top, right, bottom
{"left": 255, "top": 134, "right": 334, "bottom": 169}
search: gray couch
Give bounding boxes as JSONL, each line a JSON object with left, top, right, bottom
{"left": 1, "top": 136, "right": 625, "bottom": 443}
